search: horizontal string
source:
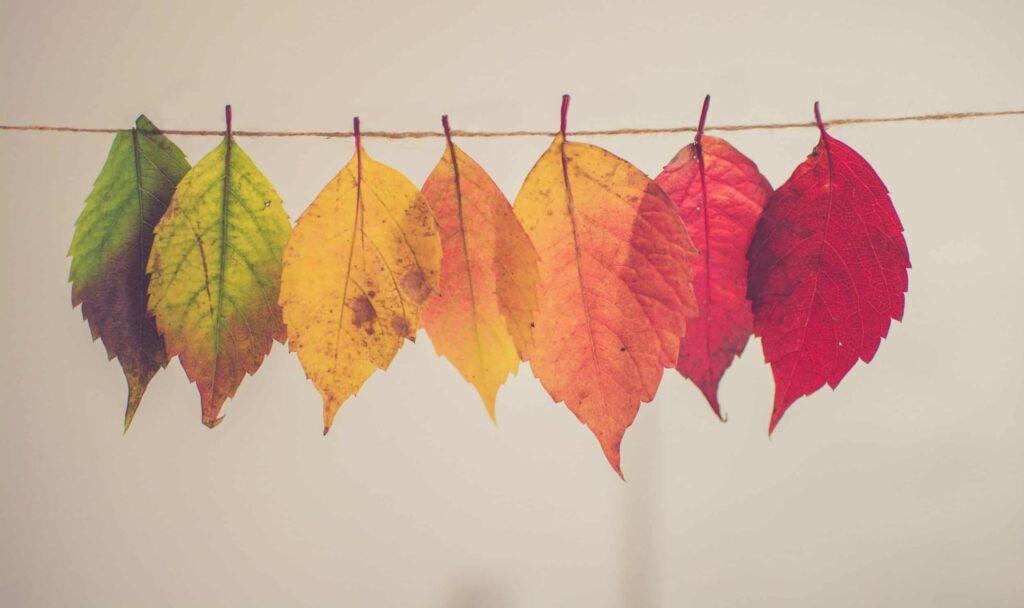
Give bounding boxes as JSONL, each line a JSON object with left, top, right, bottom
{"left": 1, "top": 109, "right": 1021, "bottom": 139}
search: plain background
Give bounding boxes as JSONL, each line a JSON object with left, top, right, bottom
{"left": 1, "top": 0, "right": 1022, "bottom": 606}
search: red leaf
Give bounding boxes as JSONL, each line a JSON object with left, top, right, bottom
{"left": 747, "top": 103, "right": 910, "bottom": 433}
{"left": 655, "top": 97, "right": 771, "bottom": 419}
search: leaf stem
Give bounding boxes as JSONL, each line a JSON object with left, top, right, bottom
{"left": 814, "top": 101, "right": 826, "bottom": 136}
{"left": 225, "top": 105, "right": 232, "bottom": 137}
{"left": 696, "top": 94, "right": 710, "bottom": 143}
{"left": 560, "top": 94, "right": 570, "bottom": 137}
{"left": 354, "top": 117, "right": 363, "bottom": 207}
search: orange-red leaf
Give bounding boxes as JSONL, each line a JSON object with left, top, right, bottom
{"left": 420, "top": 118, "right": 539, "bottom": 419}
{"left": 655, "top": 99, "right": 771, "bottom": 418}
{"left": 513, "top": 97, "right": 697, "bottom": 475}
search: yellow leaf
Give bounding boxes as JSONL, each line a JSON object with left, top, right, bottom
{"left": 420, "top": 118, "right": 539, "bottom": 419}
{"left": 280, "top": 125, "right": 441, "bottom": 432}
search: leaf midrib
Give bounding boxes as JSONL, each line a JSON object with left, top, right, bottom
{"left": 131, "top": 127, "right": 147, "bottom": 362}
{"left": 211, "top": 135, "right": 232, "bottom": 401}
{"left": 448, "top": 146, "right": 486, "bottom": 369}
{"left": 333, "top": 162, "right": 362, "bottom": 374}
{"left": 559, "top": 139, "right": 603, "bottom": 405}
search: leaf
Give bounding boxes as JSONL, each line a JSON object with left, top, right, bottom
{"left": 513, "top": 97, "right": 697, "bottom": 475}
{"left": 69, "top": 115, "right": 190, "bottom": 430}
{"left": 654, "top": 97, "right": 771, "bottom": 419}
{"left": 279, "top": 119, "right": 441, "bottom": 433}
{"left": 147, "top": 107, "right": 292, "bottom": 428}
{"left": 420, "top": 117, "right": 539, "bottom": 419}
{"left": 747, "top": 103, "right": 910, "bottom": 433}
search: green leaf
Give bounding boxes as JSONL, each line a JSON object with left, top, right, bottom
{"left": 69, "top": 115, "right": 190, "bottom": 431}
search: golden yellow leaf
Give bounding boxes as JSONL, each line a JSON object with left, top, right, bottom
{"left": 279, "top": 122, "right": 441, "bottom": 432}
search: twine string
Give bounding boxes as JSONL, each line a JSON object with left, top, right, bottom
{"left": 0, "top": 109, "right": 1021, "bottom": 139}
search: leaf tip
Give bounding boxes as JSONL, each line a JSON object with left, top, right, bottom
{"left": 483, "top": 397, "right": 498, "bottom": 424}
{"left": 611, "top": 460, "right": 625, "bottom": 481}
{"left": 123, "top": 408, "right": 137, "bottom": 434}
{"left": 202, "top": 415, "right": 224, "bottom": 429}
{"left": 695, "top": 384, "right": 726, "bottom": 422}
{"left": 323, "top": 404, "right": 340, "bottom": 436}
{"left": 122, "top": 370, "right": 152, "bottom": 434}
{"left": 134, "top": 114, "right": 153, "bottom": 131}
{"left": 597, "top": 433, "right": 625, "bottom": 480}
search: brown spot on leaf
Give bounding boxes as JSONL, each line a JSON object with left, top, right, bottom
{"left": 401, "top": 269, "right": 431, "bottom": 303}
{"left": 391, "top": 316, "right": 410, "bottom": 337}
{"left": 351, "top": 295, "right": 376, "bottom": 330}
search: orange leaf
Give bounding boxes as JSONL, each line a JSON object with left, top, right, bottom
{"left": 420, "top": 117, "right": 539, "bottom": 419}
{"left": 513, "top": 97, "right": 697, "bottom": 475}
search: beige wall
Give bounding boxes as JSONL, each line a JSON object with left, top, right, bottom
{"left": 1, "top": 0, "right": 1022, "bottom": 605}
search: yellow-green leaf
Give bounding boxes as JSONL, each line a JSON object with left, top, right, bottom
{"left": 147, "top": 109, "right": 291, "bottom": 427}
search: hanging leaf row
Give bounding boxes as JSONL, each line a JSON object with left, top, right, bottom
{"left": 68, "top": 97, "right": 910, "bottom": 473}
